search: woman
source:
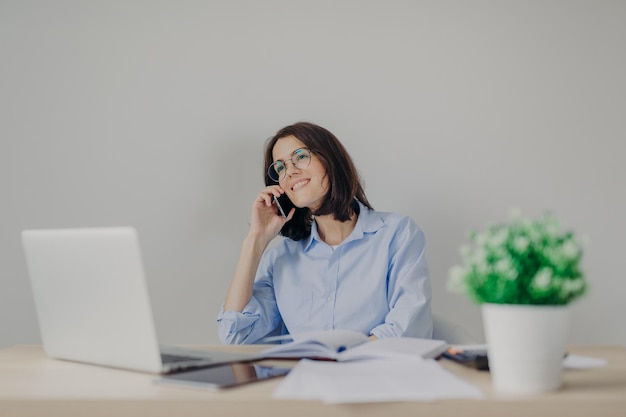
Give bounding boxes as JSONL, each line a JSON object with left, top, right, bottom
{"left": 217, "top": 122, "right": 432, "bottom": 344}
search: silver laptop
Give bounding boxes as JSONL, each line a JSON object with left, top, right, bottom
{"left": 21, "top": 227, "right": 257, "bottom": 374}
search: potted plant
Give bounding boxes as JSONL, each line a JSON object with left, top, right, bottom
{"left": 447, "top": 209, "right": 587, "bottom": 393}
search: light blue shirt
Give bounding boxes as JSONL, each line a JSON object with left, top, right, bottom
{"left": 217, "top": 201, "right": 433, "bottom": 344}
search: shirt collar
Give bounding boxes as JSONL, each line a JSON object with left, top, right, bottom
{"left": 303, "top": 200, "right": 383, "bottom": 251}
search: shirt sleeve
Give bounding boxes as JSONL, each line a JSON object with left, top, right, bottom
{"left": 216, "top": 251, "right": 283, "bottom": 345}
{"left": 369, "top": 217, "right": 433, "bottom": 339}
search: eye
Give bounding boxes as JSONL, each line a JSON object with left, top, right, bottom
{"left": 294, "top": 150, "right": 309, "bottom": 161}
{"left": 274, "top": 162, "right": 285, "bottom": 173}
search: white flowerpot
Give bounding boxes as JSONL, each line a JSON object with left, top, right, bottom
{"left": 481, "top": 303, "right": 570, "bottom": 394}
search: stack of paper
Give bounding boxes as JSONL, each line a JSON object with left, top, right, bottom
{"left": 273, "top": 357, "right": 484, "bottom": 404}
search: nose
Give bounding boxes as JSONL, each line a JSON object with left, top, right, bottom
{"left": 283, "top": 160, "right": 300, "bottom": 177}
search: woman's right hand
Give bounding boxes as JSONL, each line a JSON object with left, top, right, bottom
{"left": 225, "top": 186, "right": 294, "bottom": 313}
{"left": 248, "top": 186, "right": 295, "bottom": 244}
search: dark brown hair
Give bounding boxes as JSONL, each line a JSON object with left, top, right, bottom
{"left": 264, "top": 122, "right": 373, "bottom": 241}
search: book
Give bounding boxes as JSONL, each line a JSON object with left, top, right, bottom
{"left": 258, "top": 329, "right": 448, "bottom": 362}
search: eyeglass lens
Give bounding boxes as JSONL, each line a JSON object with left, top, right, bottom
{"left": 268, "top": 148, "right": 311, "bottom": 181}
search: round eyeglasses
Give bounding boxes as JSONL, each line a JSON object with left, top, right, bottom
{"left": 267, "top": 148, "right": 312, "bottom": 182}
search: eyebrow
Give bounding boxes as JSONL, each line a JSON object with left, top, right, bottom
{"left": 274, "top": 147, "right": 306, "bottom": 163}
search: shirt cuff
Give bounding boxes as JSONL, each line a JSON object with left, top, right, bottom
{"left": 216, "top": 299, "right": 263, "bottom": 344}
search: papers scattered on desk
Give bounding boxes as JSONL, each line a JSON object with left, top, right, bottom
{"left": 273, "top": 357, "right": 484, "bottom": 404}
{"left": 264, "top": 331, "right": 466, "bottom": 403}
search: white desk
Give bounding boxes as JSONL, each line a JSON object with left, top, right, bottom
{"left": 1, "top": 344, "right": 625, "bottom": 417}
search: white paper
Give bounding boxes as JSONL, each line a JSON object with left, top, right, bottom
{"left": 563, "top": 355, "right": 608, "bottom": 369}
{"left": 273, "top": 358, "right": 484, "bottom": 404}
{"left": 449, "top": 344, "right": 488, "bottom": 352}
{"left": 337, "top": 337, "right": 448, "bottom": 362}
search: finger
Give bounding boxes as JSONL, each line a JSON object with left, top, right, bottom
{"left": 258, "top": 190, "right": 275, "bottom": 206}
{"left": 271, "top": 187, "right": 286, "bottom": 198}
{"left": 262, "top": 186, "right": 283, "bottom": 200}
{"left": 255, "top": 193, "right": 269, "bottom": 207}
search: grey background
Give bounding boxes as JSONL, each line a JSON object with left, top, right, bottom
{"left": 1, "top": 0, "right": 624, "bottom": 349}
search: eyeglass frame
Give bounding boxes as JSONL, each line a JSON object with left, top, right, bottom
{"left": 267, "top": 147, "right": 312, "bottom": 182}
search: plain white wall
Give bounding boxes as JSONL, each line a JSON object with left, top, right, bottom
{"left": 1, "top": 0, "right": 625, "bottom": 349}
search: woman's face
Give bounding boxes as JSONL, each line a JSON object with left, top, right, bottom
{"left": 272, "top": 135, "right": 329, "bottom": 212}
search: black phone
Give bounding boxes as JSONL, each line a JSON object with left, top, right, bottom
{"left": 273, "top": 194, "right": 295, "bottom": 218}
{"left": 441, "top": 348, "right": 489, "bottom": 371}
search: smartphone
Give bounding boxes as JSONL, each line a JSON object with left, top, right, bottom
{"left": 157, "top": 361, "right": 291, "bottom": 390}
{"left": 273, "top": 194, "right": 295, "bottom": 218}
{"left": 441, "top": 348, "right": 489, "bottom": 371}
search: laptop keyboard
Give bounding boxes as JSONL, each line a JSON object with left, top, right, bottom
{"left": 161, "top": 353, "right": 205, "bottom": 364}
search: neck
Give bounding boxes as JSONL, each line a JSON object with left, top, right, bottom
{"left": 314, "top": 213, "right": 357, "bottom": 246}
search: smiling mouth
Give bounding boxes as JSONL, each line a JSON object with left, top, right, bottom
{"left": 292, "top": 179, "right": 309, "bottom": 191}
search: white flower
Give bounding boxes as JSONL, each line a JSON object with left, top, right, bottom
{"left": 487, "top": 228, "right": 508, "bottom": 248}
{"left": 474, "top": 262, "right": 489, "bottom": 277}
{"left": 560, "top": 240, "right": 580, "bottom": 260}
{"left": 542, "top": 247, "right": 560, "bottom": 266}
{"left": 494, "top": 258, "right": 517, "bottom": 280}
{"left": 532, "top": 268, "right": 552, "bottom": 290}
{"left": 560, "top": 278, "right": 585, "bottom": 296}
{"left": 467, "top": 246, "right": 484, "bottom": 263}
{"left": 512, "top": 236, "right": 530, "bottom": 253}
{"left": 475, "top": 232, "right": 487, "bottom": 247}
{"left": 541, "top": 214, "right": 561, "bottom": 239}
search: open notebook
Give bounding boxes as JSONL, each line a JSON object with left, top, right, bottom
{"left": 259, "top": 329, "right": 448, "bottom": 362}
